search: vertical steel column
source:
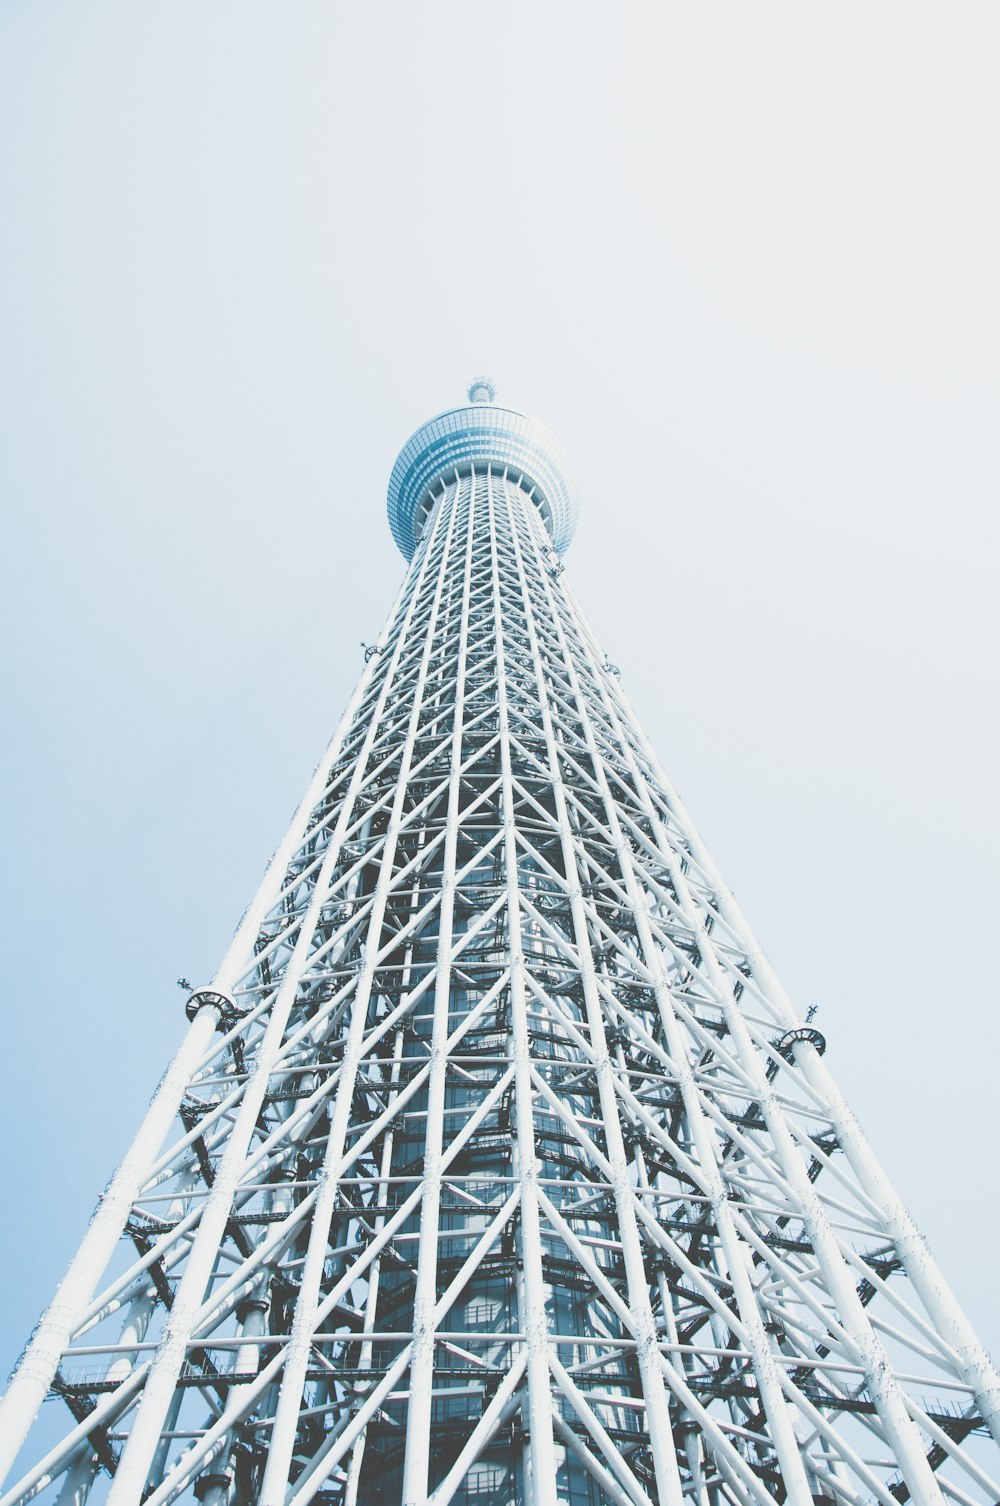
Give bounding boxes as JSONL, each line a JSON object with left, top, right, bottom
{"left": 501, "top": 476, "right": 686, "bottom": 1506}
{"left": 487, "top": 467, "right": 559, "bottom": 1503}
{"left": 401, "top": 473, "right": 476, "bottom": 1505}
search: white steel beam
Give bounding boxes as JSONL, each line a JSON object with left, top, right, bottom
{"left": 4, "top": 401, "right": 997, "bottom": 1506}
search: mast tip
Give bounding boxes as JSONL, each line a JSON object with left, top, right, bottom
{"left": 467, "top": 377, "right": 496, "bottom": 405}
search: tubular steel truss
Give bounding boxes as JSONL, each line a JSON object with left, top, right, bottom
{"left": 2, "top": 432, "right": 999, "bottom": 1506}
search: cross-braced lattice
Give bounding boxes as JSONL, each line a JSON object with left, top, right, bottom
{"left": 2, "top": 392, "right": 998, "bottom": 1506}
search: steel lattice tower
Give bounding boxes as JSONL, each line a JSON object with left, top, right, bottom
{"left": 2, "top": 386, "right": 998, "bottom": 1506}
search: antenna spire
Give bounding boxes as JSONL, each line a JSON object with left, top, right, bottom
{"left": 467, "top": 376, "right": 496, "bottom": 405}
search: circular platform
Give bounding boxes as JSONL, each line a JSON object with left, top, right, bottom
{"left": 386, "top": 395, "right": 580, "bottom": 560}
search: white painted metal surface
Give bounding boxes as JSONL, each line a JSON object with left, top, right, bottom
{"left": 2, "top": 397, "right": 998, "bottom": 1506}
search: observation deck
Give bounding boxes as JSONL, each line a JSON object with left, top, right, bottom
{"left": 386, "top": 381, "right": 580, "bottom": 560}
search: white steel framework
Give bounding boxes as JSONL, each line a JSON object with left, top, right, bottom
{"left": 2, "top": 389, "right": 998, "bottom": 1506}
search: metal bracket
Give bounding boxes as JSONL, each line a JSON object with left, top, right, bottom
{"left": 774, "top": 1026, "right": 827, "bottom": 1062}
{"left": 185, "top": 988, "right": 247, "bottom": 1033}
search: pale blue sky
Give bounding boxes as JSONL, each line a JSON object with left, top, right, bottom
{"left": 1, "top": 1, "right": 998, "bottom": 1385}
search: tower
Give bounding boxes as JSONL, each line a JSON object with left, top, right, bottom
{"left": 2, "top": 387, "right": 998, "bottom": 1506}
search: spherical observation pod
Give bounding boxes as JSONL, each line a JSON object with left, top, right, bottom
{"left": 387, "top": 383, "right": 580, "bottom": 560}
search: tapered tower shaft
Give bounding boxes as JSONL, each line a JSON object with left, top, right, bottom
{"left": 2, "top": 390, "right": 998, "bottom": 1506}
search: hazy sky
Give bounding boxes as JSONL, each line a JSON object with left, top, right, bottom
{"left": 1, "top": 2, "right": 997, "bottom": 1386}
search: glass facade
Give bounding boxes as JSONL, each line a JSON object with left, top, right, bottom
{"left": 386, "top": 402, "right": 580, "bottom": 559}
